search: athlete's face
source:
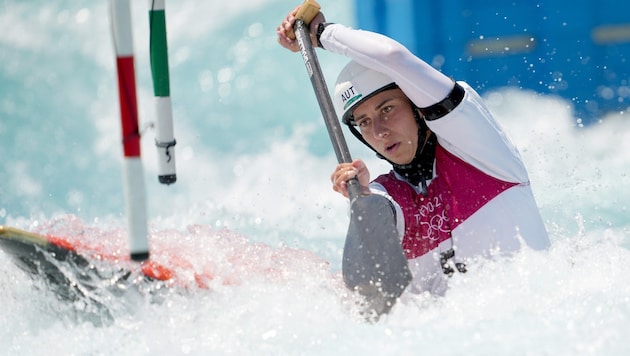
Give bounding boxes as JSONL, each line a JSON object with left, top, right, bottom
{"left": 352, "top": 88, "right": 419, "bottom": 165}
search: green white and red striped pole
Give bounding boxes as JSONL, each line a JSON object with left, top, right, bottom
{"left": 148, "top": 0, "right": 177, "bottom": 185}
{"left": 110, "top": 0, "right": 150, "bottom": 261}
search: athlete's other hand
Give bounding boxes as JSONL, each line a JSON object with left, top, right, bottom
{"left": 331, "top": 159, "right": 371, "bottom": 198}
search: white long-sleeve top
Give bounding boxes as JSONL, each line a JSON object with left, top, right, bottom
{"left": 321, "top": 24, "right": 550, "bottom": 294}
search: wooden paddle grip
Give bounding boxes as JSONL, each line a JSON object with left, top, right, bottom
{"left": 287, "top": 0, "right": 321, "bottom": 40}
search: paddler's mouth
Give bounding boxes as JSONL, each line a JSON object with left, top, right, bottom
{"left": 385, "top": 142, "right": 399, "bottom": 153}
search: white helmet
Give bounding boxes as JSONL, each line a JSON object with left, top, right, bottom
{"left": 333, "top": 60, "right": 396, "bottom": 125}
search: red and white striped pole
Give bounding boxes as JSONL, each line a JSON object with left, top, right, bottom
{"left": 110, "top": 0, "right": 150, "bottom": 261}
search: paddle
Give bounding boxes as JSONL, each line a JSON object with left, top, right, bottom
{"left": 290, "top": 0, "right": 412, "bottom": 317}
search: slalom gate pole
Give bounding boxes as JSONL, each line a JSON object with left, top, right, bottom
{"left": 148, "top": 0, "right": 177, "bottom": 185}
{"left": 110, "top": 0, "right": 150, "bottom": 261}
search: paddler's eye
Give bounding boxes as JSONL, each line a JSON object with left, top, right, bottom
{"left": 357, "top": 117, "right": 371, "bottom": 128}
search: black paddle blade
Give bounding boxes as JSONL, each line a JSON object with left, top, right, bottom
{"left": 342, "top": 194, "right": 412, "bottom": 316}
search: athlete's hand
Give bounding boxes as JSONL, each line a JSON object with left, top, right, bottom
{"left": 330, "top": 159, "right": 371, "bottom": 198}
{"left": 277, "top": 5, "right": 326, "bottom": 52}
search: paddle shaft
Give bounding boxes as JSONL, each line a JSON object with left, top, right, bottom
{"left": 293, "top": 19, "right": 362, "bottom": 200}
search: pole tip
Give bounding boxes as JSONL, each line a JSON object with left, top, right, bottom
{"left": 158, "top": 174, "right": 177, "bottom": 185}
{"left": 131, "top": 252, "right": 150, "bottom": 261}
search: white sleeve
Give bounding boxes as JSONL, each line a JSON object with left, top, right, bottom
{"left": 321, "top": 24, "right": 530, "bottom": 184}
{"left": 320, "top": 24, "right": 454, "bottom": 108}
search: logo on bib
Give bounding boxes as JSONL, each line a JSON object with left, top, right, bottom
{"left": 414, "top": 195, "right": 450, "bottom": 242}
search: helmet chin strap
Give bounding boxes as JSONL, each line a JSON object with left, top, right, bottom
{"left": 346, "top": 105, "right": 437, "bottom": 196}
